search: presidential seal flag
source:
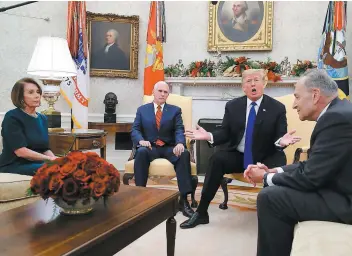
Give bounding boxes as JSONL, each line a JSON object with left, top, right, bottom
{"left": 317, "top": 1, "right": 349, "bottom": 99}
{"left": 144, "top": 1, "right": 166, "bottom": 96}
{"left": 60, "top": 1, "right": 89, "bottom": 128}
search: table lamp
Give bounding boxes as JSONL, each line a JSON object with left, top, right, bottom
{"left": 27, "top": 36, "right": 77, "bottom": 130}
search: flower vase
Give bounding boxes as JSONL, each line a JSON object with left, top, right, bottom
{"left": 54, "top": 197, "right": 96, "bottom": 215}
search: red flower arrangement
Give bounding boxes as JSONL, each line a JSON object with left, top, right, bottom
{"left": 188, "top": 59, "right": 216, "bottom": 77}
{"left": 259, "top": 60, "right": 282, "bottom": 82}
{"left": 28, "top": 151, "right": 120, "bottom": 205}
{"left": 291, "top": 60, "right": 317, "bottom": 77}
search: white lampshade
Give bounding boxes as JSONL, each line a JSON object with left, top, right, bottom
{"left": 27, "top": 37, "right": 77, "bottom": 79}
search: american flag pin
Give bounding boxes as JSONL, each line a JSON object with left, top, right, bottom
{"left": 263, "top": 109, "right": 266, "bottom": 112}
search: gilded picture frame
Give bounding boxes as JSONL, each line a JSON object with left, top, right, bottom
{"left": 208, "top": 1, "right": 273, "bottom": 52}
{"left": 87, "top": 12, "right": 139, "bottom": 79}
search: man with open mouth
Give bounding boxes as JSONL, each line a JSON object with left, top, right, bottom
{"left": 181, "top": 69, "right": 300, "bottom": 229}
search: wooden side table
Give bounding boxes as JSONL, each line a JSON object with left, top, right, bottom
{"left": 49, "top": 129, "right": 108, "bottom": 159}
{"left": 88, "top": 122, "right": 133, "bottom": 150}
{"left": 88, "top": 122, "right": 132, "bottom": 134}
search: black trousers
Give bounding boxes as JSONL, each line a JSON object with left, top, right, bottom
{"left": 256, "top": 186, "right": 341, "bottom": 256}
{"left": 197, "top": 149, "right": 286, "bottom": 214}
{"left": 134, "top": 146, "right": 193, "bottom": 196}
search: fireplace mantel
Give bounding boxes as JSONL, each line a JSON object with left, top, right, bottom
{"left": 164, "top": 76, "right": 299, "bottom": 99}
{"left": 165, "top": 76, "right": 299, "bottom": 88}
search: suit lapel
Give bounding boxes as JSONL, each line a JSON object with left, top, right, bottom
{"left": 238, "top": 97, "right": 247, "bottom": 129}
{"left": 148, "top": 103, "right": 157, "bottom": 131}
{"left": 253, "top": 95, "right": 266, "bottom": 137}
{"left": 159, "top": 103, "right": 168, "bottom": 129}
{"left": 310, "top": 97, "right": 339, "bottom": 146}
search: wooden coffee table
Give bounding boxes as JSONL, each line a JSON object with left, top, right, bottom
{"left": 0, "top": 185, "right": 179, "bottom": 256}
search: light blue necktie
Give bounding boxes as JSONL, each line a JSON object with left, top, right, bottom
{"left": 244, "top": 102, "right": 257, "bottom": 169}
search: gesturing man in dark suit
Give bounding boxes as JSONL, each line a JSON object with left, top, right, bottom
{"left": 180, "top": 69, "right": 300, "bottom": 229}
{"left": 244, "top": 69, "right": 352, "bottom": 256}
{"left": 131, "top": 81, "right": 194, "bottom": 218}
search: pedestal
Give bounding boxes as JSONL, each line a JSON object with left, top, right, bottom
{"left": 46, "top": 114, "right": 61, "bottom": 128}
{"left": 104, "top": 113, "right": 116, "bottom": 123}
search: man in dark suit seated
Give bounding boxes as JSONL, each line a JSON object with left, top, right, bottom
{"left": 244, "top": 69, "right": 352, "bottom": 256}
{"left": 131, "top": 81, "right": 194, "bottom": 218}
{"left": 180, "top": 69, "right": 301, "bottom": 229}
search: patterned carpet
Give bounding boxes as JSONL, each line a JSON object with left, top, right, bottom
{"left": 123, "top": 175, "right": 260, "bottom": 211}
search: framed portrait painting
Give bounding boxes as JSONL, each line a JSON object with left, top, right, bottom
{"left": 87, "top": 12, "right": 139, "bottom": 78}
{"left": 208, "top": 1, "right": 273, "bottom": 52}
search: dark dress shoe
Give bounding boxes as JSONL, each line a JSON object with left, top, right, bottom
{"left": 180, "top": 212, "right": 209, "bottom": 229}
{"left": 179, "top": 199, "right": 195, "bottom": 218}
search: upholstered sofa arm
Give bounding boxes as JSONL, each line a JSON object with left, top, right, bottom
{"left": 127, "top": 146, "right": 137, "bottom": 161}
{"left": 293, "top": 146, "right": 309, "bottom": 163}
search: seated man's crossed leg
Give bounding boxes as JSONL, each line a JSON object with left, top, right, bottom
{"left": 180, "top": 150, "right": 244, "bottom": 228}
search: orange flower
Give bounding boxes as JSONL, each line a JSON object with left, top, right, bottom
{"left": 267, "top": 71, "right": 282, "bottom": 82}
{"left": 73, "top": 169, "right": 90, "bottom": 182}
{"left": 107, "top": 164, "right": 120, "bottom": 177}
{"left": 235, "top": 65, "right": 241, "bottom": 74}
{"left": 30, "top": 151, "right": 120, "bottom": 203}
{"left": 62, "top": 178, "right": 79, "bottom": 202}
{"left": 60, "top": 162, "right": 78, "bottom": 177}
{"left": 66, "top": 151, "right": 87, "bottom": 164}
{"left": 36, "top": 163, "right": 48, "bottom": 175}
{"left": 85, "top": 152, "right": 100, "bottom": 159}
{"left": 96, "top": 163, "right": 112, "bottom": 178}
{"left": 44, "top": 164, "right": 61, "bottom": 176}
{"left": 48, "top": 173, "right": 64, "bottom": 193}
{"left": 89, "top": 177, "right": 107, "bottom": 198}
{"left": 236, "top": 56, "right": 247, "bottom": 64}
{"left": 191, "top": 68, "right": 199, "bottom": 77}
{"left": 84, "top": 158, "right": 104, "bottom": 174}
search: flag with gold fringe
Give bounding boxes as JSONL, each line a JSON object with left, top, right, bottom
{"left": 144, "top": 1, "right": 166, "bottom": 96}
{"left": 60, "top": 1, "right": 89, "bottom": 128}
{"left": 317, "top": 1, "right": 349, "bottom": 99}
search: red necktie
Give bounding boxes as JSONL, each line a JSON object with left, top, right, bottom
{"left": 155, "top": 105, "right": 165, "bottom": 146}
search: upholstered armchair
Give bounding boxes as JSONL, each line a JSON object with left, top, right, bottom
{"left": 123, "top": 94, "right": 198, "bottom": 207}
{"left": 219, "top": 94, "right": 316, "bottom": 209}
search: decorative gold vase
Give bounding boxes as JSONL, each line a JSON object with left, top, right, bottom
{"left": 54, "top": 197, "right": 96, "bottom": 215}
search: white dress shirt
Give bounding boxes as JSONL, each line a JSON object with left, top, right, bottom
{"left": 266, "top": 102, "right": 332, "bottom": 186}
{"left": 104, "top": 43, "right": 115, "bottom": 53}
{"left": 153, "top": 102, "right": 165, "bottom": 114}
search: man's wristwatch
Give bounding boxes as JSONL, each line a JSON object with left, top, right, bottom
{"left": 263, "top": 173, "right": 269, "bottom": 187}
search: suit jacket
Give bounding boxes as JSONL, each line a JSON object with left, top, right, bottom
{"left": 91, "top": 44, "right": 129, "bottom": 70}
{"left": 273, "top": 98, "right": 352, "bottom": 223}
{"left": 221, "top": 20, "right": 260, "bottom": 43}
{"left": 212, "top": 95, "right": 287, "bottom": 164}
{"left": 131, "top": 103, "right": 186, "bottom": 147}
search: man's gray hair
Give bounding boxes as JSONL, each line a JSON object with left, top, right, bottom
{"left": 107, "top": 29, "right": 119, "bottom": 42}
{"left": 153, "top": 81, "right": 169, "bottom": 91}
{"left": 232, "top": 1, "right": 248, "bottom": 11}
{"left": 302, "top": 69, "right": 338, "bottom": 97}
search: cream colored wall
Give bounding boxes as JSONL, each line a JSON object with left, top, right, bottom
{"left": 0, "top": 1, "right": 349, "bottom": 115}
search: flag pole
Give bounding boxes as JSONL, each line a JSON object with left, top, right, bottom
{"left": 0, "top": 1, "right": 37, "bottom": 12}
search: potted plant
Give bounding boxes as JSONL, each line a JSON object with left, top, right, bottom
{"left": 28, "top": 151, "right": 120, "bottom": 215}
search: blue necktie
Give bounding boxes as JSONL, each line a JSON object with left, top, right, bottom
{"left": 244, "top": 102, "right": 257, "bottom": 169}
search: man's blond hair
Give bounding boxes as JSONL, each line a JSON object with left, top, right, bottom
{"left": 241, "top": 69, "right": 268, "bottom": 86}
